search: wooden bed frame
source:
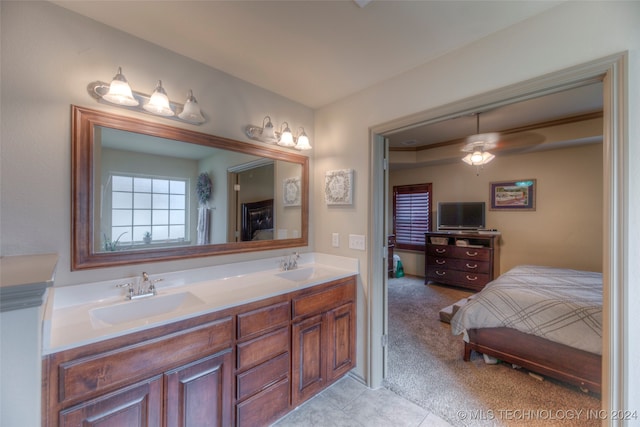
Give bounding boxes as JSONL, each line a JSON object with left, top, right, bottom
{"left": 464, "top": 327, "right": 601, "bottom": 394}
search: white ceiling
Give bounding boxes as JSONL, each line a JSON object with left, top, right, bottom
{"left": 52, "top": 0, "right": 563, "bottom": 109}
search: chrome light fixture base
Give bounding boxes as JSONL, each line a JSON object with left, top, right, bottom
{"left": 89, "top": 81, "right": 206, "bottom": 125}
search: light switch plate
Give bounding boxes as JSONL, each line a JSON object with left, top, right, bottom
{"left": 332, "top": 233, "right": 340, "bottom": 248}
{"left": 348, "top": 234, "right": 366, "bottom": 251}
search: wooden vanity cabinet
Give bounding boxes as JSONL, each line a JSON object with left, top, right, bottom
{"left": 290, "top": 276, "right": 356, "bottom": 406}
{"left": 43, "top": 275, "right": 357, "bottom": 427}
{"left": 43, "top": 311, "right": 235, "bottom": 427}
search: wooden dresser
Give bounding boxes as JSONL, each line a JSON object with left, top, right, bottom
{"left": 424, "top": 231, "right": 500, "bottom": 291}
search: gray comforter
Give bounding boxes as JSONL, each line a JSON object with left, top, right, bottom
{"left": 451, "top": 265, "right": 602, "bottom": 354}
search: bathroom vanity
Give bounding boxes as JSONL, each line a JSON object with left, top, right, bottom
{"left": 41, "top": 254, "right": 358, "bottom": 427}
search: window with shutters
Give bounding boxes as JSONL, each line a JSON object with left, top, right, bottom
{"left": 393, "top": 183, "right": 432, "bottom": 251}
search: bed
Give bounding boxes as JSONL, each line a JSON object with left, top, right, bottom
{"left": 241, "top": 199, "right": 274, "bottom": 241}
{"left": 450, "top": 265, "right": 602, "bottom": 393}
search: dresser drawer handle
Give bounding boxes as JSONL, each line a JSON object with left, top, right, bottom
{"left": 435, "top": 248, "right": 446, "bottom": 254}
{"left": 465, "top": 263, "right": 478, "bottom": 269}
{"left": 465, "top": 251, "right": 479, "bottom": 257}
{"left": 435, "top": 271, "right": 446, "bottom": 276}
{"left": 436, "top": 259, "right": 446, "bottom": 265}
{"left": 465, "top": 275, "right": 478, "bottom": 281}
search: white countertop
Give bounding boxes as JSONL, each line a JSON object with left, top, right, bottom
{"left": 42, "top": 253, "right": 358, "bottom": 354}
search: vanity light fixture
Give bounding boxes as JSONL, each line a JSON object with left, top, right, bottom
{"left": 143, "top": 80, "right": 174, "bottom": 116}
{"left": 294, "top": 128, "right": 312, "bottom": 151}
{"left": 277, "top": 122, "right": 296, "bottom": 147}
{"left": 178, "top": 90, "right": 206, "bottom": 123}
{"left": 101, "top": 67, "right": 138, "bottom": 106}
{"left": 245, "top": 117, "right": 312, "bottom": 150}
{"left": 88, "top": 67, "right": 206, "bottom": 125}
{"left": 245, "top": 116, "right": 278, "bottom": 144}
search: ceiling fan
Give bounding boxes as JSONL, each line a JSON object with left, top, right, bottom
{"left": 461, "top": 113, "right": 498, "bottom": 166}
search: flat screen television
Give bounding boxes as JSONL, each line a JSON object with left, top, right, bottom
{"left": 437, "top": 202, "right": 486, "bottom": 231}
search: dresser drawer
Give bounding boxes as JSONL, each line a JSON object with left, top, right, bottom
{"left": 236, "top": 326, "right": 289, "bottom": 371}
{"left": 426, "top": 245, "right": 454, "bottom": 258}
{"left": 450, "top": 246, "right": 491, "bottom": 261}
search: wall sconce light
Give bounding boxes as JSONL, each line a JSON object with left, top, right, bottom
{"left": 88, "top": 67, "right": 206, "bottom": 125}
{"left": 277, "top": 122, "right": 295, "bottom": 147}
{"left": 294, "top": 128, "right": 312, "bottom": 151}
{"left": 245, "top": 117, "right": 312, "bottom": 150}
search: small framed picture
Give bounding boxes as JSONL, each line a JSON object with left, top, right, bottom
{"left": 490, "top": 179, "right": 536, "bottom": 211}
{"left": 325, "top": 169, "right": 354, "bottom": 205}
{"left": 283, "top": 177, "right": 301, "bottom": 207}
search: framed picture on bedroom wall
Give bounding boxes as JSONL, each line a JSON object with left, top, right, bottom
{"left": 490, "top": 179, "right": 536, "bottom": 211}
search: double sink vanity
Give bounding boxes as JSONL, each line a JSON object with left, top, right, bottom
{"left": 42, "top": 253, "right": 358, "bottom": 427}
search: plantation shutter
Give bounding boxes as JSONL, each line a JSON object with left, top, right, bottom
{"left": 393, "top": 183, "right": 432, "bottom": 251}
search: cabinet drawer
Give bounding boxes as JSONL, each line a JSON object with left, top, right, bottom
{"left": 450, "top": 246, "right": 491, "bottom": 261}
{"left": 292, "top": 279, "right": 355, "bottom": 320}
{"left": 426, "top": 245, "right": 453, "bottom": 258}
{"left": 428, "top": 269, "right": 490, "bottom": 288}
{"left": 236, "top": 378, "right": 290, "bottom": 427}
{"left": 58, "top": 317, "right": 233, "bottom": 403}
{"left": 236, "top": 352, "right": 289, "bottom": 401}
{"left": 237, "top": 301, "right": 289, "bottom": 340}
{"left": 236, "top": 326, "right": 289, "bottom": 371}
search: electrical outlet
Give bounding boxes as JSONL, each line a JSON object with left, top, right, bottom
{"left": 348, "top": 234, "right": 366, "bottom": 251}
{"left": 332, "top": 233, "right": 340, "bottom": 248}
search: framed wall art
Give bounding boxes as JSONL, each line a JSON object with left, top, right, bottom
{"left": 283, "top": 177, "right": 301, "bottom": 207}
{"left": 325, "top": 169, "right": 353, "bottom": 205}
{"left": 490, "top": 179, "right": 536, "bottom": 211}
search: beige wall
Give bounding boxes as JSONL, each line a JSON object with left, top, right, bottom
{"left": 390, "top": 143, "right": 603, "bottom": 277}
{"left": 0, "top": 1, "right": 314, "bottom": 286}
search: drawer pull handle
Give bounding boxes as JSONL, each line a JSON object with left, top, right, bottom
{"left": 465, "top": 263, "right": 478, "bottom": 269}
{"left": 435, "top": 271, "right": 446, "bottom": 276}
{"left": 465, "top": 251, "right": 479, "bottom": 257}
{"left": 436, "top": 259, "right": 446, "bottom": 265}
{"left": 465, "top": 275, "right": 478, "bottom": 281}
{"left": 435, "top": 248, "right": 446, "bottom": 254}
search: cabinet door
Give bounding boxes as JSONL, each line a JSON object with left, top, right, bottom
{"left": 165, "top": 350, "right": 233, "bottom": 427}
{"left": 326, "top": 302, "right": 356, "bottom": 382}
{"left": 291, "top": 314, "right": 325, "bottom": 405}
{"left": 59, "top": 375, "right": 162, "bottom": 427}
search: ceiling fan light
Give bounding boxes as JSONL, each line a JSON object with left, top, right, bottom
{"left": 462, "top": 150, "right": 495, "bottom": 166}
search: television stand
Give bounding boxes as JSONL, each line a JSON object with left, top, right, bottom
{"left": 424, "top": 231, "right": 500, "bottom": 291}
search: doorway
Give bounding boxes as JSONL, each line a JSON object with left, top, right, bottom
{"left": 368, "top": 54, "right": 627, "bottom": 415}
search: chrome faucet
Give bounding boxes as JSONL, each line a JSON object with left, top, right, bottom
{"left": 117, "top": 271, "right": 161, "bottom": 300}
{"left": 280, "top": 252, "right": 300, "bottom": 271}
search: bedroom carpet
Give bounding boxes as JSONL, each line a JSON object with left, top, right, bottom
{"left": 383, "top": 276, "right": 601, "bottom": 427}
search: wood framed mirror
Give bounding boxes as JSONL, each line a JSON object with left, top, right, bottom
{"left": 72, "top": 105, "right": 309, "bottom": 270}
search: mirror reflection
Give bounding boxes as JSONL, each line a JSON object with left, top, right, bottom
{"left": 72, "top": 106, "right": 308, "bottom": 270}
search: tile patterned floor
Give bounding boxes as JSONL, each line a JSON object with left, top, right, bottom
{"left": 272, "top": 376, "right": 453, "bottom": 427}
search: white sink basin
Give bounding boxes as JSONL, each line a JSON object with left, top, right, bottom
{"left": 89, "top": 292, "right": 205, "bottom": 328}
{"left": 275, "top": 267, "right": 318, "bottom": 282}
